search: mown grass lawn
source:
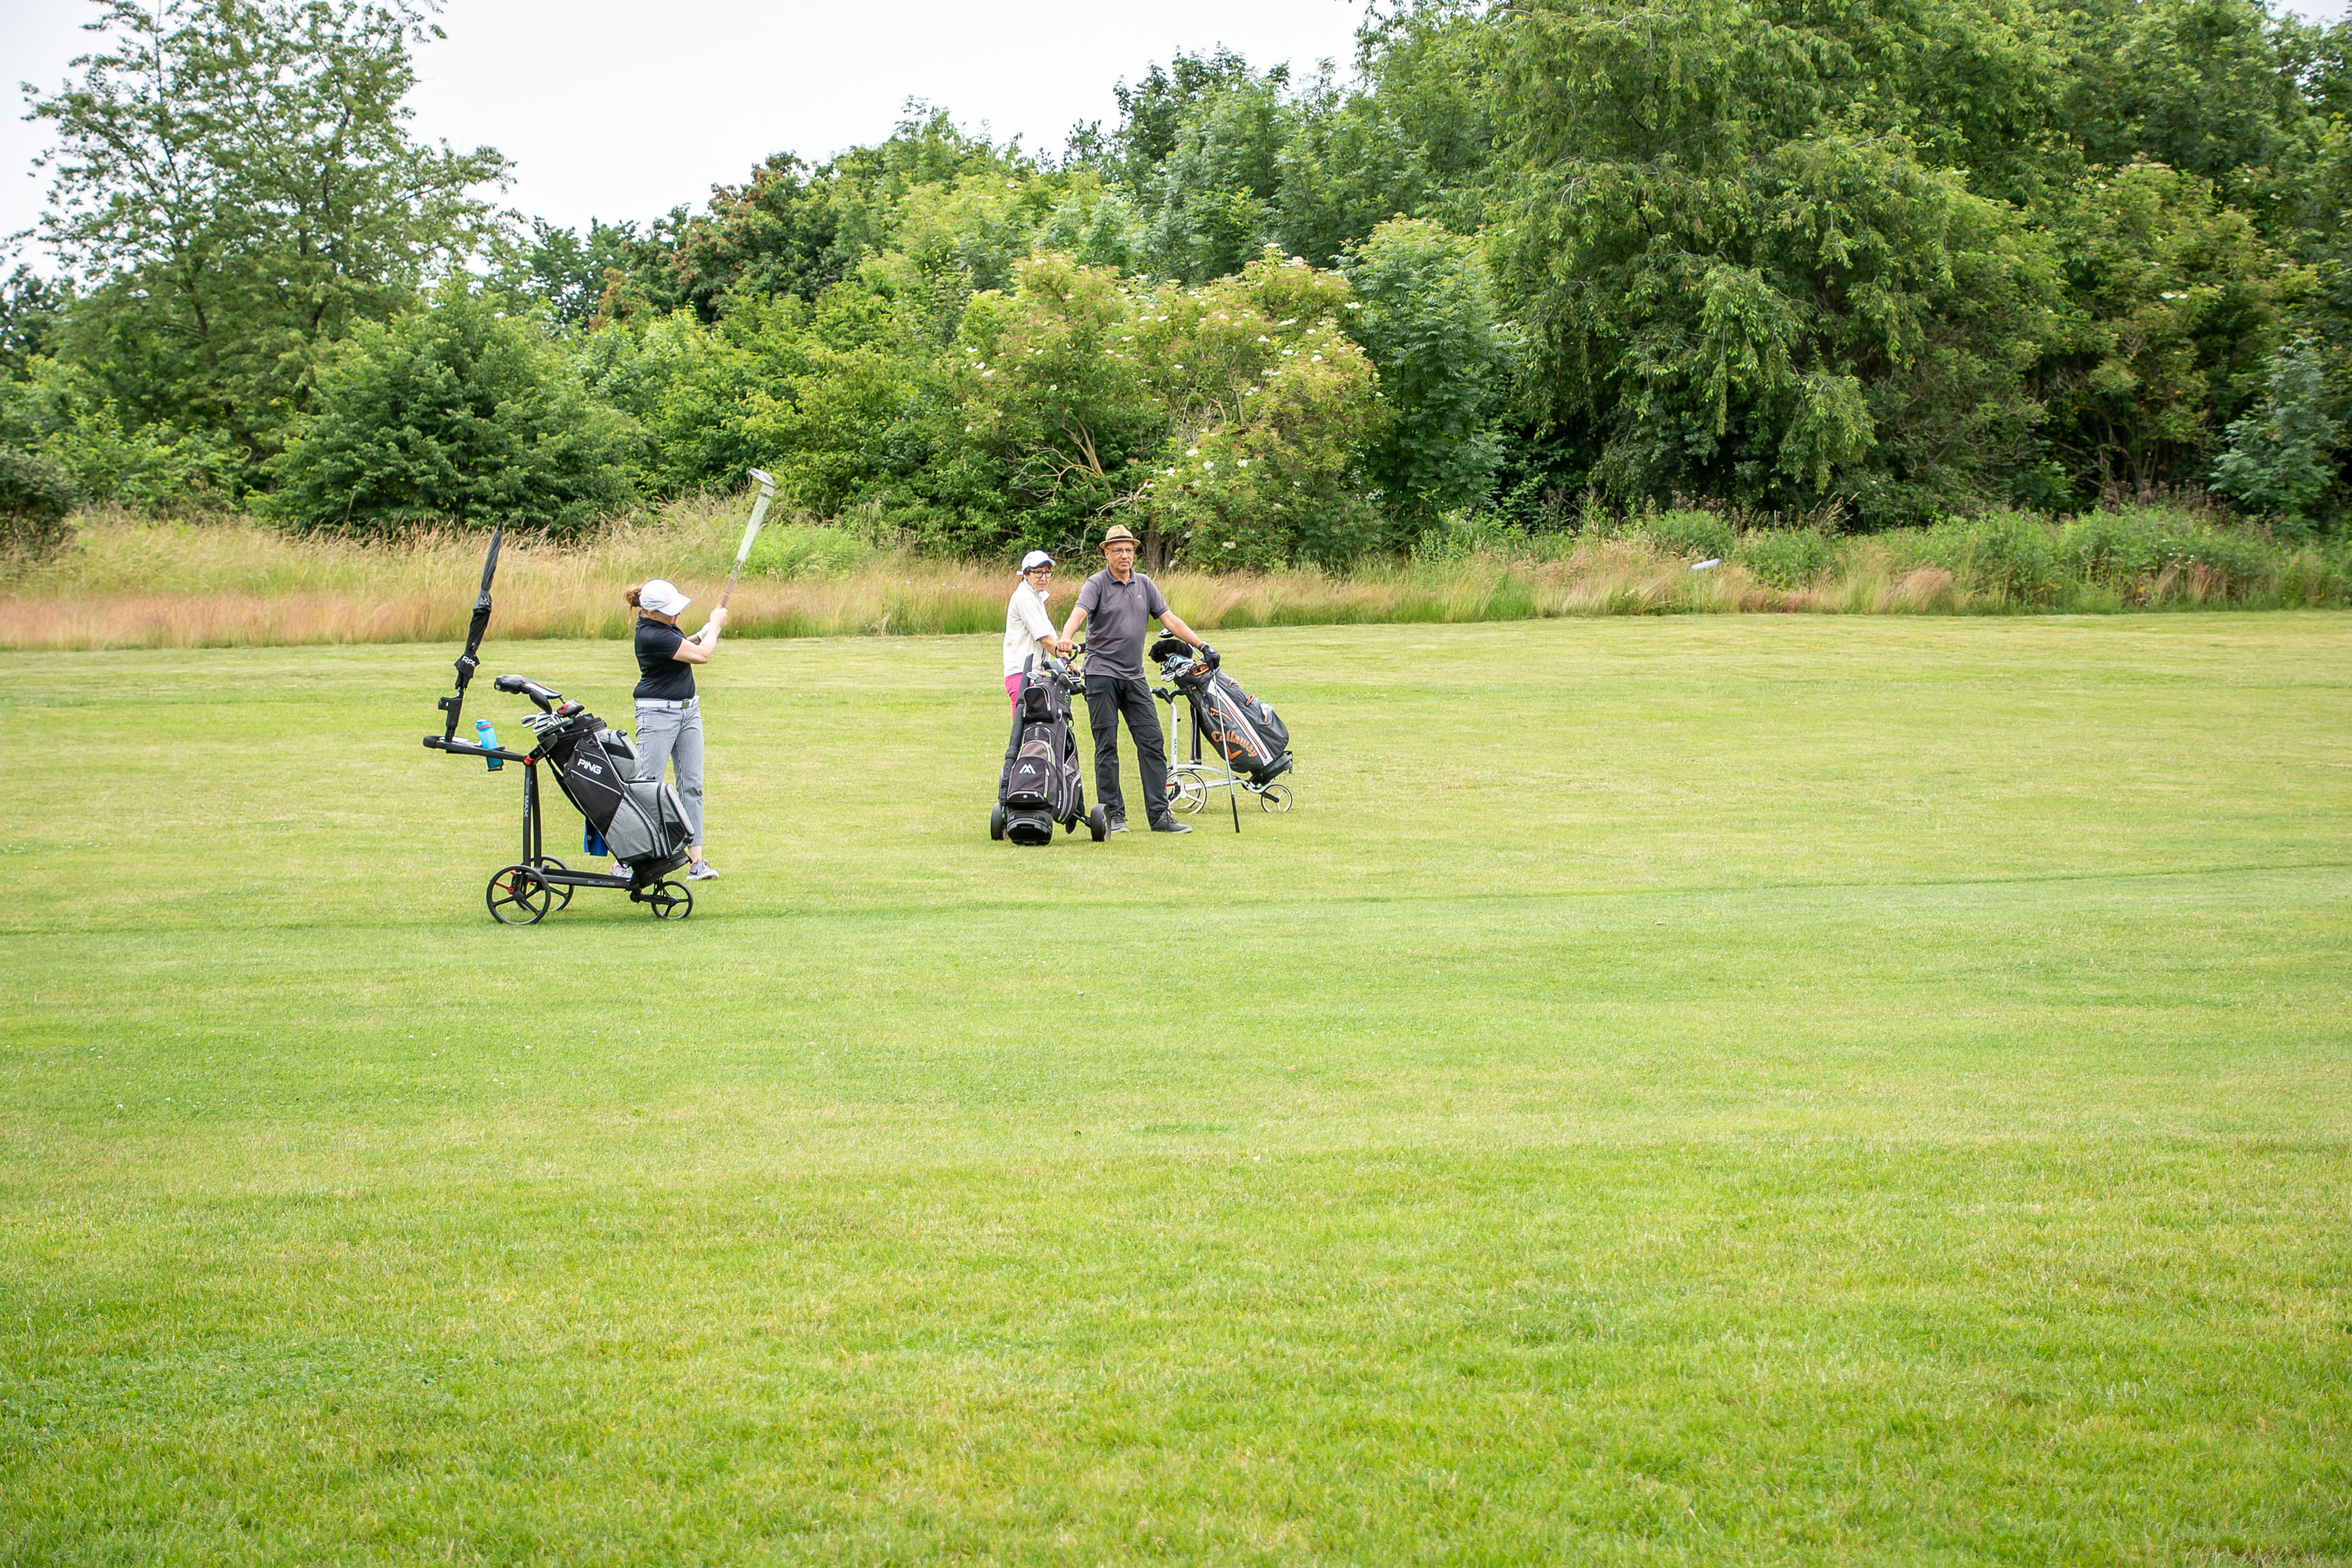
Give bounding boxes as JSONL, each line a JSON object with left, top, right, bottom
{"left": 3, "top": 612, "right": 2348, "bottom": 1564}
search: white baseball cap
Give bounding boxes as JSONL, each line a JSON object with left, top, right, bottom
{"left": 1020, "top": 550, "right": 1055, "bottom": 572}
{"left": 637, "top": 579, "right": 691, "bottom": 615}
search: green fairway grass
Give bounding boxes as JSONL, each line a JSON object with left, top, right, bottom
{"left": 4, "top": 613, "right": 2348, "bottom": 1564}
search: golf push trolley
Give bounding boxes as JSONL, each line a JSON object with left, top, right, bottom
{"left": 991, "top": 651, "right": 1110, "bottom": 846}
{"left": 1149, "top": 637, "right": 1296, "bottom": 816}
{"left": 425, "top": 671, "right": 698, "bottom": 924}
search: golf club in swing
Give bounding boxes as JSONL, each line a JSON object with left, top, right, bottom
{"left": 718, "top": 469, "right": 775, "bottom": 613}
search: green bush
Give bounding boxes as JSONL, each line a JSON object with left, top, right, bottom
{"left": 1410, "top": 510, "right": 1528, "bottom": 564}
{"left": 1, "top": 358, "right": 236, "bottom": 511}
{"left": 1635, "top": 508, "right": 1735, "bottom": 562}
{"left": 1734, "top": 529, "right": 1834, "bottom": 588}
{"left": 0, "top": 446, "right": 80, "bottom": 555}
{"left": 1916, "top": 511, "right": 2063, "bottom": 602}
{"left": 264, "top": 284, "right": 638, "bottom": 536}
{"left": 2213, "top": 338, "right": 2343, "bottom": 536}
{"left": 746, "top": 523, "right": 878, "bottom": 578}
{"left": 2058, "top": 507, "right": 2274, "bottom": 590}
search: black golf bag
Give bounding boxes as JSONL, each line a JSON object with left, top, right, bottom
{"left": 1151, "top": 638, "right": 1294, "bottom": 784}
{"left": 534, "top": 707, "right": 692, "bottom": 882}
{"left": 994, "top": 656, "right": 1107, "bottom": 846}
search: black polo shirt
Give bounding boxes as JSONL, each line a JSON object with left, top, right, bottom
{"left": 1075, "top": 568, "right": 1168, "bottom": 678}
{"left": 633, "top": 617, "right": 695, "bottom": 701}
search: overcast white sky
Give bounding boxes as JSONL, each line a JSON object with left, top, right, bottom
{"left": 6, "top": 0, "right": 2349, "bottom": 269}
{"left": 3, "top": 0, "right": 1368, "bottom": 263}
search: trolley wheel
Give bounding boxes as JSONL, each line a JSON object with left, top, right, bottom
{"left": 1165, "top": 772, "right": 1207, "bottom": 814}
{"left": 644, "top": 880, "right": 693, "bottom": 920}
{"left": 989, "top": 802, "right": 1007, "bottom": 841}
{"left": 1088, "top": 805, "right": 1108, "bottom": 843}
{"left": 486, "top": 864, "right": 553, "bottom": 925}
{"left": 1257, "top": 783, "right": 1293, "bottom": 814}
{"left": 533, "top": 856, "right": 575, "bottom": 908}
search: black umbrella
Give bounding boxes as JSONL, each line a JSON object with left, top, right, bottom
{"left": 439, "top": 525, "right": 503, "bottom": 742}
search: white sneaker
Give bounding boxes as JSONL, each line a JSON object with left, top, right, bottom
{"left": 686, "top": 860, "right": 720, "bottom": 882}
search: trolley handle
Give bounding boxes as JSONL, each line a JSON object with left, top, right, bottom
{"left": 493, "top": 673, "right": 564, "bottom": 713}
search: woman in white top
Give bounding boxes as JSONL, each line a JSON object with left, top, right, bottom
{"left": 1003, "top": 550, "right": 1069, "bottom": 702}
{"left": 1002, "top": 550, "right": 1070, "bottom": 763}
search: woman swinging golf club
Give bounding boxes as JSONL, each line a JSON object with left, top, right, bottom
{"left": 625, "top": 579, "right": 723, "bottom": 880}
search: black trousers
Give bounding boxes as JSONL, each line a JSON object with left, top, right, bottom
{"left": 1082, "top": 673, "right": 1169, "bottom": 823}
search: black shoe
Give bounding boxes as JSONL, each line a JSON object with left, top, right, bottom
{"left": 1106, "top": 814, "right": 1129, "bottom": 833}
{"left": 1149, "top": 817, "right": 1191, "bottom": 834}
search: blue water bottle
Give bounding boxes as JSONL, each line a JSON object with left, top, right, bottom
{"left": 475, "top": 718, "right": 503, "bottom": 771}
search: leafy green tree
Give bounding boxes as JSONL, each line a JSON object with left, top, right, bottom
{"left": 0, "top": 447, "right": 81, "bottom": 556}
{"left": 1033, "top": 178, "right": 1150, "bottom": 276}
{"left": 25, "top": 0, "right": 507, "bottom": 459}
{"left": 2213, "top": 336, "right": 2343, "bottom": 530}
{"left": 1493, "top": 0, "right": 2059, "bottom": 524}
{"left": 1268, "top": 75, "right": 1448, "bottom": 272}
{"left": 581, "top": 301, "right": 814, "bottom": 498}
{"left": 0, "top": 357, "right": 237, "bottom": 510}
{"left": 1350, "top": 0, "right": 1501, "bottom": 221}
{"left": 1135, "top": 254, "right": 1393, "bottom": 565}
{"left": 1341, "top": 218, "right": 1513, "bottom": 523}
{"left": 605, "top": 107, "right": 1036, "bottom": 327}
{"left": 492, "top": 218, "right": 644, "bottom": 329}
{"left": 958, "top": 250, "right": 1389, "bottom": 566}
{"left": 2063, "top": 0, "right": 2328, "bottom": 210}
{"left": 0, "top": 265, "right": 68, "bottom": 379}
{"left": 1102, "top": 51, "right": 1277, "bottom": 190}
{"left": 2036, "top": 162, "right": 2304, "bottom": 494}
{"left": 579, "top": 269, "right": 972, "bottom": 536}
{"left": 1099, "top": 48, "right": 1467, "bottom": 282}
{"left": 265, "top": 285, "right": 635, "bottom": 534}
{"left": 952, "top": 254, "right": 1167, "bottom": 548}
{"left": 1128, "top": 61, "right": 1303, "bottom": 283}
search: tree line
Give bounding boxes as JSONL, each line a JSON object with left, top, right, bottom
{"left": 3, "top": 0, "right": 2347, "bottom": 562}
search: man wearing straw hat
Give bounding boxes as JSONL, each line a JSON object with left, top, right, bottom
{"left": 1060, "top": 523, "right": 1210, "bottom": 835}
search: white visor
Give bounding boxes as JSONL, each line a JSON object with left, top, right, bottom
{"left": 637, "top": 579, "right": 691, "bottom": 616}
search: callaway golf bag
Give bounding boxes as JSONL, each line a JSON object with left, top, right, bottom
{"left": 1150, "top": 638, "right": 1294, "bottom": 784}
{"left": 993, "top": 654, "right": 1108, "bottom": 845}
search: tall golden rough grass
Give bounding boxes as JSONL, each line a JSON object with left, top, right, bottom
{"left": 3, "top": 496, "right": 2339, "bottom": 651}
{"left": 0, "top": 508, "right": 1740, "bottom": 651}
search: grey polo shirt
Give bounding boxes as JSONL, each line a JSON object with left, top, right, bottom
{"left": 1074, "top": 568, "right": 1169, "bottom": 678}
